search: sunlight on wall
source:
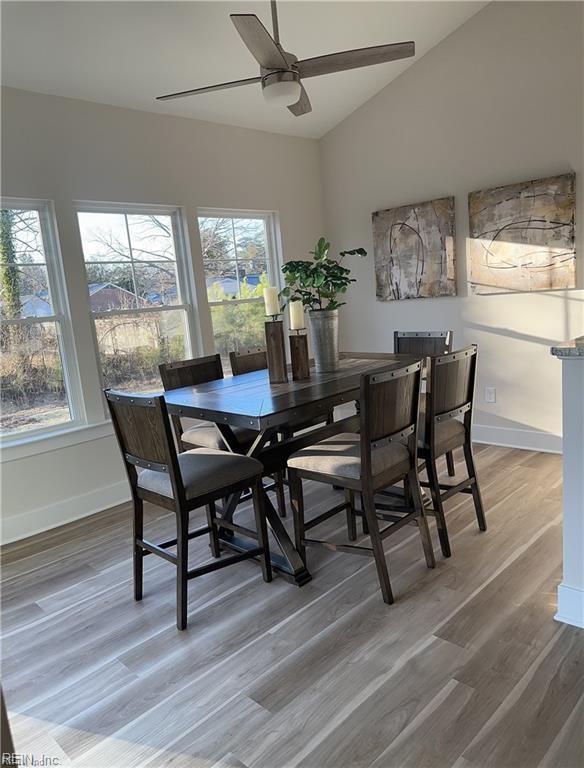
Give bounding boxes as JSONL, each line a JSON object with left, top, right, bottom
{"left": 461, "top": 287, "right": 583, "bottom": 436}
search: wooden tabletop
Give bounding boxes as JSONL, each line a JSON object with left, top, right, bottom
{"left": 164, "top": 355, "right": 417, "bottom": 431}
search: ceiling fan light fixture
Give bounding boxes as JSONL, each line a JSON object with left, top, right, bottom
{"left": 261, "top": 70, "right": 301, "bottom": 107}
{"left": 156, "top": 2, "right": 415, "bottom": 117}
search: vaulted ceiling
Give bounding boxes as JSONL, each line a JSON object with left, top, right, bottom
{"left": 1, "top": 1, "right": 486, "bottom": 138}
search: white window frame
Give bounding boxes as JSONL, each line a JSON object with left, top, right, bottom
{"left": 196, "top": 208, "right": 282, "bottom": 338}
{"left": 75, "top": 201, "right": 200, "bottom": 411}
{"left": 0, "top": 197, "right": 85, "bottom": 445}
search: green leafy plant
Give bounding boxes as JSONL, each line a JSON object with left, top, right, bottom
{"left": 280, "top": 237, "right": 366, "bottom": 311}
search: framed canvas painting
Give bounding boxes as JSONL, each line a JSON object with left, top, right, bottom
{"left": 468, "top": 173, "right": 576, "bottom": 295}
{"left": 373, "top": 197, "right": 456, "bottom": 301}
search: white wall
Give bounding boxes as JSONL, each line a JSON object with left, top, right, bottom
{"left": 320, "top": 1, "right": 584, "bottom": 452}
{"left": 1, "top": 87, "right": 324, "bottom": 542}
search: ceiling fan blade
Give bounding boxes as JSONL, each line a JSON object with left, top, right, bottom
{"left": 156, "top": 76, "right": 261, "bottom": 101}
{"left": 288, "top": 85, "right": 312, "bottom": 117}
{"left": 298, "top": 41, "right": 415, "bottom": 79}
{"left": 230, "top": 14, "right": 289, "bottom": 70}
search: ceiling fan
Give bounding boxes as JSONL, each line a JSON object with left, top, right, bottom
{"left": 156, "top": 0, "right": 415, "bottom": 116}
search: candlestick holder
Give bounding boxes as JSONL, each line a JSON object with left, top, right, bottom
{"left": 289, "top": 328, "right": 310, "bottom": 381}
{"left": 264, "top": 316, "right": 288, "bottom": 384}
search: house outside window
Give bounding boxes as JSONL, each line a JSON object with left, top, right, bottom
{"left": 0, "top": 199, "right": 81, "bottom": 436}
{"left": 197, "top": 211, "right": 281, "bottom": 368}
{"left": 76, "top": 204, "right": 196, "bottom": 393}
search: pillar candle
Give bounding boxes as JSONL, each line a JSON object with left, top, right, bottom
{"left": 263, "top": 286, "right": 280, "bottom": 316}
{"left": 289, "top": 300, "right": 305, "bottom": 331}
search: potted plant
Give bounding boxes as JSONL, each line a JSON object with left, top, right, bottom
{"left": 279, "top": 237, "right": 366, "bottom": 372}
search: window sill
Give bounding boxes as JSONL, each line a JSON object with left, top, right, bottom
{"left": 1, "top": 421, "right": 115, "bottom": 463}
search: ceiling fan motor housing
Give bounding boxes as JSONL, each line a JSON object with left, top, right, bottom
{"left": 261, "top": 69, "right": 301, "bottom": 106}
{"left": 261, "top": 69, "right": 300, "bottom": 90}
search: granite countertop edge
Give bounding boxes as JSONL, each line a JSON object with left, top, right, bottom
{"left": 550, "top": 338, "right": 584, "bottom": 358}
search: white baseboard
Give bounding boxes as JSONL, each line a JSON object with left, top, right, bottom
{"left": 473, "top": 424, "right": 562, "bottom": 454}
{"left": 1, "top": 480, "right": 131, "bottom": 545}
{"left": 555, "top": 583, "right": 584, "bottom": 629}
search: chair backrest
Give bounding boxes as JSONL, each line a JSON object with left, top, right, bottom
{"left": 159, "top": 354, "right": 223, "bottom": 392}
{"left": 230, "top": 347, "right": 268, "bottom": 376}
{"left": 426, "top": 345, "right": 478, "bottom": 440}
{"left": 105, "top": 390, "right": 183, "bottom": 500}
{"left": 359, "top": 360, "right": 422, "bottom": 476}
{"left": 394, "top": 331, "right": 453, "bottom": 357}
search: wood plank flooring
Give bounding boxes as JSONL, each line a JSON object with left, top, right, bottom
{"left": 2, "top": 445, "right": 583, "bottom": 768}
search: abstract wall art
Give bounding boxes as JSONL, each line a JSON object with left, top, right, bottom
{"left": 468, "top": 173, "right": 576, "bottom": 295}
{"left": 373, "top": 197, "right": 456, "bottom": 301}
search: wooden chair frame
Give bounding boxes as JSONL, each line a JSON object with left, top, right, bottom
{"left": 159, "top": 354, "right": 224, "bottom": 452}
{"left": 229, "top": 347, "right": 268, "bottom": 377}
{"left": 394, "top": 330, "right": 456, "bottom": 477}
{"left": 105, "top": 389, "right": 271, "bottom": 630}
{"left": 393, "top": 330, "right": 453, "bottom": 354}
{"left": 418, "top": 345, "right": 486, "bottom": 557}
{"left": 288, "top": 360, "right": 435, "bottom": 605}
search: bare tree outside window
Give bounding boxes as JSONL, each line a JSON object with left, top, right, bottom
{"left": 0, "top": 206, "right": 72, "bottom": 434}
{"left": 78, "top": 210, "right": 189, "bottom": 392}
{"left": 198, "top": 214, "right": 275, "bottom": 367}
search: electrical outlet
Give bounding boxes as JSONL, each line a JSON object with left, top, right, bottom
{"left": 485, "top": 386, "right": 497, "bottom": 404}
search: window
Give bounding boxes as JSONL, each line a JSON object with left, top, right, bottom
{"left": 77, "top": 205, "right": 194, "bottom": 393}
{"left": 0, "top": 200, "right": 78, "bottom": 436}
{"left": 197, "top": 212, "right": 280, "bottom": 366}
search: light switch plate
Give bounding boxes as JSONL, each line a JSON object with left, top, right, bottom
{"left": 485, "top": 386, "right": 496, "bottom": 404}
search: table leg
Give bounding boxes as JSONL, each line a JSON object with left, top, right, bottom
{"left": 214, "top": 424, "right": 312, "bottom": 586}
{"left": 219, "top": 487, "right": 312, "bottom": 585}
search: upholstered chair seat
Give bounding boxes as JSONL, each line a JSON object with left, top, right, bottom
{"left": 180, "top": 418, "right": 257, "bottom": 451}
{"left": 417, "top": 407, "right": 465, "bottom": 455}
{"left": 138, "top": 447, "right": 263, "bottom": 500}
{"left": 288, "top": 432, "right": 411, "bottom": 481}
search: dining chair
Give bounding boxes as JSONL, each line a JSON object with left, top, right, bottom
{"left": 287, "top": 360, "right": 435, "bottom": 605}
{"left": 418, "top": 344, "right": 486, "bottom": 558}
{"left": 159, "top": 354, "right": 257, "bottom": 453}
{"left": 394, "top": 330, "right": 456, "bottom": 477}
{"left": 105, "top": 390, "right": 271, "bottom": 630}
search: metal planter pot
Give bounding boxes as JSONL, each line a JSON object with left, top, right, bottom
{"left": 308, "top": 309, "right": 339, "bottom": 373}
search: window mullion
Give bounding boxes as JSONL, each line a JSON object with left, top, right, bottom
{"left": 207, "top": 297, "right": 262, "bottom": 308}
{"left": 0, "top": 314, "right": 61, "bottom": 326}
{"left": 92, "top": 304, "right": 188, "bottom": 318}
{"left": 230, "top": 217, "right": 241, "bottom": 299}
{"left": 124, "top": 213, "right": 139, "bottom": 309}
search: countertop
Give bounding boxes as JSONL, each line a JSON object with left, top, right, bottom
{"left": 550, "top": 337, "right": 584, "bottom": 358}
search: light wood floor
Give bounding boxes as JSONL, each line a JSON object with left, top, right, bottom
{"left": 2, "top": 445, "right": 583, "bottom": 768}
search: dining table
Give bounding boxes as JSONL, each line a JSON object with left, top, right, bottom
{"left": 164, "top": 354, "right": 417, "bottom": 586}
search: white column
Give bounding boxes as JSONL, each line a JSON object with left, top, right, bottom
{"left": 551, "top": 342, "right": 584, "bottom": 629}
